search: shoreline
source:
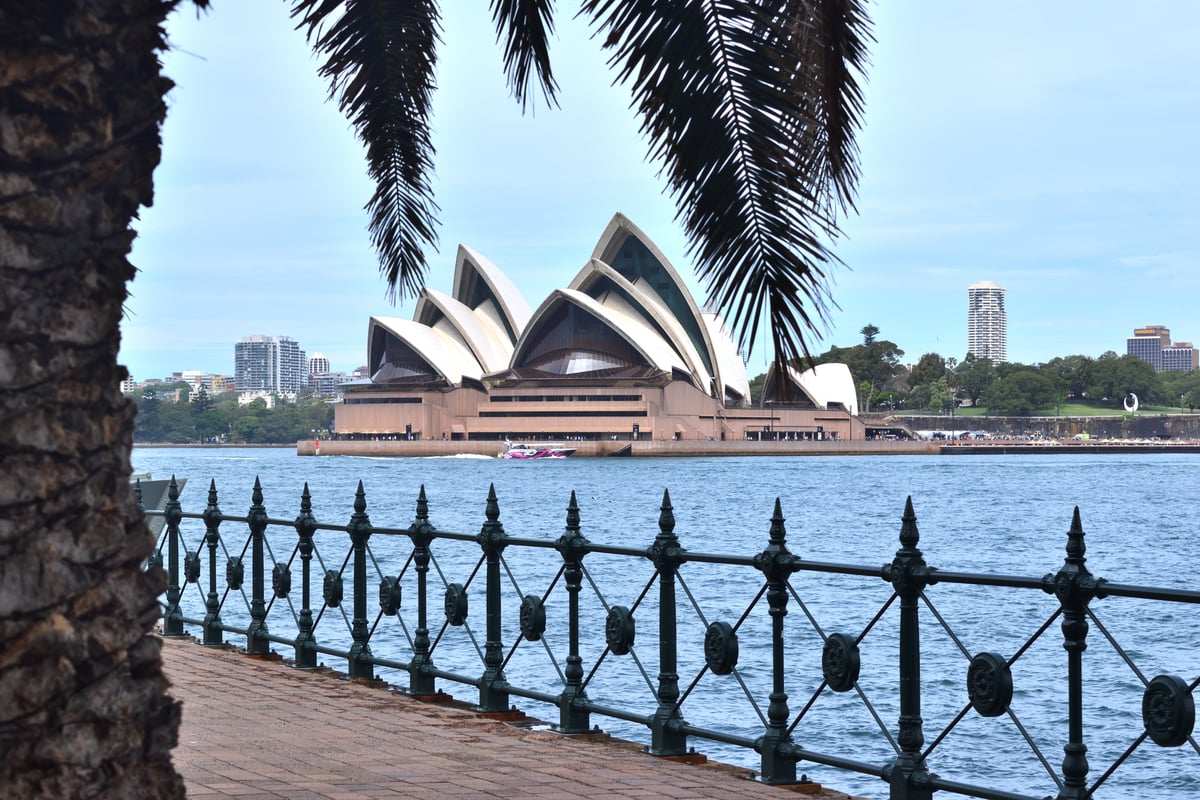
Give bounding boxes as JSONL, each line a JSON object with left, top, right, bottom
{"left": 132, "top": 440, "right": 1200, "bottom": 457}
{"left": 292, "top": 439, "right": 1200, "bottom": 458}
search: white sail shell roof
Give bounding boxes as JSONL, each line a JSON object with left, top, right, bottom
{"left": 763, "top": 361, "right": 859, "bottom": 416}
{"left": 512, "top": 289, "right": 690, "bottom": 376}
{"left": 414, "top": 288, "right": 514, "bottom": 373}
{"left": 702, "top": 312, "right": 751, "bottom": 404}
{"left": 589, "top": 214, "right": 726, "bottom": 393}
{"left": 363, "top": 214, "right": 761, "bottom": 406}
{"left": 368, "top": 316, "right": 484, "bottom": 384}
{"left": 569, "top": 259, "right": 716, "bottom": 392}
{"left": 451, "top": 245, "right": 531, "bottom": 343}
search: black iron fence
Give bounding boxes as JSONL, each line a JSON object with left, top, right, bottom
{"left": 140, "top": 476, "right": 1200, "bottom": 800}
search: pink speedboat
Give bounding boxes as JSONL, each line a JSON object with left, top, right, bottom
{"left": 498, "top": 440, "right": 576, "bottom": 459}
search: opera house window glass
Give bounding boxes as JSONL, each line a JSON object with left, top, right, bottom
{"left": 605, "top": 234, "right": 713, "bottom": 375}
{"left": 370, "top": 330, "right": 438, "bottom": 384}
{"left": 516, "top": 304, "right": 649, "bottom": 377}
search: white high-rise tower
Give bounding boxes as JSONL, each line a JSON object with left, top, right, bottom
{"left": 234, "top": 335, "right": 307, "bottom": 394}
{"left": 967, "top": 281, "right": 1007, "bottom": 362}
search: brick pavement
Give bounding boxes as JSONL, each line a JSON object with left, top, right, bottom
{"left": 162, "top": 637, "right": 858, "bottom": 800}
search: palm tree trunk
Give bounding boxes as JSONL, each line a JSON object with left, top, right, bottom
{"left": 0, "top": 1, "right": 184, "bottom": 795}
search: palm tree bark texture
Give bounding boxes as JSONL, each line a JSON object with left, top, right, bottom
{"left": 0, "top": 1, "right": 185, "bottom": 796}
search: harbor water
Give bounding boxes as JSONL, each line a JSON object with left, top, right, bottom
{"left": 135, "top": 446, "right": 1200, "bottom": 799}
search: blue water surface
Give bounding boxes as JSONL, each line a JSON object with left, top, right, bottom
{"left": 134, "top": 447, "right": 1200, "bottom": 800}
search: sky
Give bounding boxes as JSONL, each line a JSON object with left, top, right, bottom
{"left": 122, "top": 1, "right": 1200, "bottom": 381}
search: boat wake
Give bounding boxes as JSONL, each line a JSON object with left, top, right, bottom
{"left": 422, "top": 453, "right": 495, "bottom": 460}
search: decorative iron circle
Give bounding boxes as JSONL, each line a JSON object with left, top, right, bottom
{"left": 225, "top": 561, "right": 243, "bottom": 592}
{"left": 519, "top": 595, "right": 546, "bottom": 641}
{"left": 323, "top": 569, "right": 343, "bottom": 608}
{"left": 379, "top": 576, "right": 402, "bottom": 616}
{"left": 183, "top": 551, "right": 201, "bottom": 584}
{"left": 606, "top": 606, "right": 635, "bottom": 655}
{"left": 704, "top": 621, "right": 739, "bottom": 675}
{"left": 1143, "top": 674, "right": 1195, "bottom": 747}
{"left": 822, "top": 633, "right": 860, "bottom": 693}
{"left": 272, "top": 563, "right": 291, "bottom": 598}
{"left": 444, "top": 583, "right": 468, "bottom": 626}
{"left": 967, "top": 652, "right": 1013, "bottom": 717}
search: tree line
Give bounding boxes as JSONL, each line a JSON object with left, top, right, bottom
{"left": 132, "top": 386, "right": 334, "bottom": 443}
{"left": 750, "top": 325, "right": 1200, "bottom": 416}
{"left": 137, "top": 323, "right": 1200, "bottom": 445}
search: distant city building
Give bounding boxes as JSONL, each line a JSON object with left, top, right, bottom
{"left": 308, "top": 352, "right": 330, "bottom": 376}
{"left": 310, "top": 371, "right": 349, "bottom": 398}
{"left": 210, "top": 375, "right": 234, "bottom": 393}
{"left": 234, "top": 335, "right": 306, "bottom": 396}
{"left": 1127, "top": 325, "right": 1168, "bottom": 370}
{"left": 180, "top": 370, "right": 207, "bottom": 390}
{"left": 1162, "top": 342, "right": 1199, "bottom": 372}
{"left": 1128, "top": 326, "right": 1197, "bottom": 372}
{"left": 120, "top": 375, "right": 137, "bottom": 394}
{"left": 237, "top": 390, "right": 278, "bottom": 409}
{"left": 967, "top": 281, "right": 1007, "bottom": 363}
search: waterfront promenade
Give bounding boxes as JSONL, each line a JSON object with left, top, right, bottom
{"left": 163, "top": 637, "right": 855, "bottom": 799}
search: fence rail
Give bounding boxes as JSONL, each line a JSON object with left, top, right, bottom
{"left": 140, "top": 476, "right": 1200, "bottom": 800}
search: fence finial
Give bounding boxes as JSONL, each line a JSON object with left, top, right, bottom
{"left": 769, "top": 497, "right": 786, "bottom": 545}
{"left": 1065, "top": 506, "right": 1086, "bottom": 565}
{"left": 899, "top": 496, "right": 920, "bottom": 551}
{"left": 353, "top": 480, "right": 367, "bottom": 514}
{"left": 565, "top": 490, "right": 580, "bottom": 534}
{"left": 415, "top": 484, "right": 429, "bottom": 521}
{"left": 657, "top": 488, "right": 675, "bottom": 537}
{"left": 485, "top": 483, "right": 500, "bottom": 523}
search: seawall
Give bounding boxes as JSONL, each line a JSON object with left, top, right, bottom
{"left": 297, "top": 438, "right": 1200, "bottom": 458}
{"left": 300, "top": 439, "right": 936, "bottom": 457}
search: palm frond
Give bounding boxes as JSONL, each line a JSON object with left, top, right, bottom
{"left": 291, "top": 0, "right": 442, "bottom": 301}
{"left": 580, "top": 0, "right": 872, "bottom": 373}
{"left": 490, "top": 0, "right": 561, "bottom": 110}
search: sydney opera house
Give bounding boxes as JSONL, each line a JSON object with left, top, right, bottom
{"left": 333, "top": 214, "right": 865, "bottom": 442}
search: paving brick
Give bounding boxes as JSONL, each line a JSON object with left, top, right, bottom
{"left": 164, "top": 637, "right": 859, "bottom": 799}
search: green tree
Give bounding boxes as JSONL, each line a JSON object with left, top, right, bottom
{"left": 1160, "top": 370, "right": 1200, "bottom": 410}
{"left": 929, "top": 376, "right": 957, "bottom": 415}
{"left": 1043, "top": 355, "right": 1094, "bottom": 400}
{"left": 987, "top": 369, "right": 1057, "bottom": 416}
{"left": 909, "top": 352, "right": 947, "bottom": 389}
{"left": 5, "top": 2, "right": 873, "bottom": 791}
{"left": 907, "top": 383, "right": 932, "bottom": 412}
{"left": 1086, "top": 355, "right": 1159, "bottom": 407}
{"left": 135, "top": 393, "right": 164, "bottom": 441}
{"left": 956, "top": 354, "right": 997, "bottom": 406}
{"left": 813, "top": 324, "right": 904, "bottom": 412}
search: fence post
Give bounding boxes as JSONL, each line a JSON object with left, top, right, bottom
{"left": 163, "top": 476, "right": 184, "bottom": 636}
{"left": 650, "top": 489, "right": 687, "bottom": 756}
{"left": 882, "top": 497, "right": 935, "bottom": 800}
{"left": 293, "top": 483, "right": 318, "bottom": 668}
{"left": 201, "top": 480, "right": 223, "bottom": 645}
{"left": 755, "top": 498, "right": 798, "bottom": 784}
{"left": 246, "top": 477, "right": 270, "bottom": 656}
{"left": 1043, "top": 508, "right": 1098, "bottom": 800}
{"left": 346, "top": 481, "right": 374, "bottom": 679}
{"left": 408, "top": 485, "right": 436, "bottom": 695}
{"left": 555, "top": 491, "right": 590, "bottom": 733}
{"left": 476, "top": 484, "right": 510, "bottom": 712}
